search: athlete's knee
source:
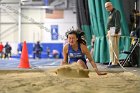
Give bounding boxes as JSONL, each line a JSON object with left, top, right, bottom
{"left": 77, "top": 59, "right": 87, "bottom": 69}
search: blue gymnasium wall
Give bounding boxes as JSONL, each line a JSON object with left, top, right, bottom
{"left": 17, "top": 43, "right": 63, "bottom": 58}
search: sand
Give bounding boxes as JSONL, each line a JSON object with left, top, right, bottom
{"left": 0, "top": 63, "right": 140, "bottom": 93}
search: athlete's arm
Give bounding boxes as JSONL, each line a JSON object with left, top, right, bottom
{"left": 61, "top": 44, "right": 68, "bottom": 65}
{"left": 81, "top": 44, "right": 107, "bottom": 75}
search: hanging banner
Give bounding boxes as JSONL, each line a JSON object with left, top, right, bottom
{"left": 51, "top": 25, "right": 58, "bottom": 40}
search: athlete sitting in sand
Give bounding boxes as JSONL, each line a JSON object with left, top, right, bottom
{"left": 61, "top": 29, "right": 107, "bottom": 75}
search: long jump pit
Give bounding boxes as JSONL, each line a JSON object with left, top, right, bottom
{"left": 0, "top": 63, "right": 140, "bottom": 93}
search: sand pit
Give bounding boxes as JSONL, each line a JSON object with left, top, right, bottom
{"left": 0, "top": 64, "right": 140, "bottom": 93}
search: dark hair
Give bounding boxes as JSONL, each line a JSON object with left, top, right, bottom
{"left": 66, "top": 29, "right": 86, "bottom": 45}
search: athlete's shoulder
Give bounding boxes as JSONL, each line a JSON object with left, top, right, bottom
{"left": 63, "top": 43, "right": 69, "bottom": 51}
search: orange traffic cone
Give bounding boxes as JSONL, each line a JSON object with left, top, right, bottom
{"left": 18, "top": 41, "right": 30, "bottom": 68}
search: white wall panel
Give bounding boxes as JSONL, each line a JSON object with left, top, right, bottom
{"left": 22, "top": 9, "right": 45, "bottom": 23}
{"left": 43, "top": 10, "right": 77, "bottom": 43}
{"left": 0, "top": 25, "right": 18, "bottom": 42}
{"left": 21, "top": 24, "right": 42, "bottom": 42}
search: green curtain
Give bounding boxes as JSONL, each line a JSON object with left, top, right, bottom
{"left": 76, "top": 0, "right": 131, "bottom": 63}
{"left": 87, "top": 0, "right": 110, "bottom": 63}
{"left": 87, "top": 0, "right": 130, "bottom": 63}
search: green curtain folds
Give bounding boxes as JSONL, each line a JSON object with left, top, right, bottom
{"left": 81, "top": 25, "right": 91, "bottom": 45}
{"left": 87, "top": 0, "right": 130, "bottom": 63}
{"left": 76, "top": 0, "right": 130, "bottom": 63}
{"left": 88, "top": 0, "right": 109, "bottom": 63}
